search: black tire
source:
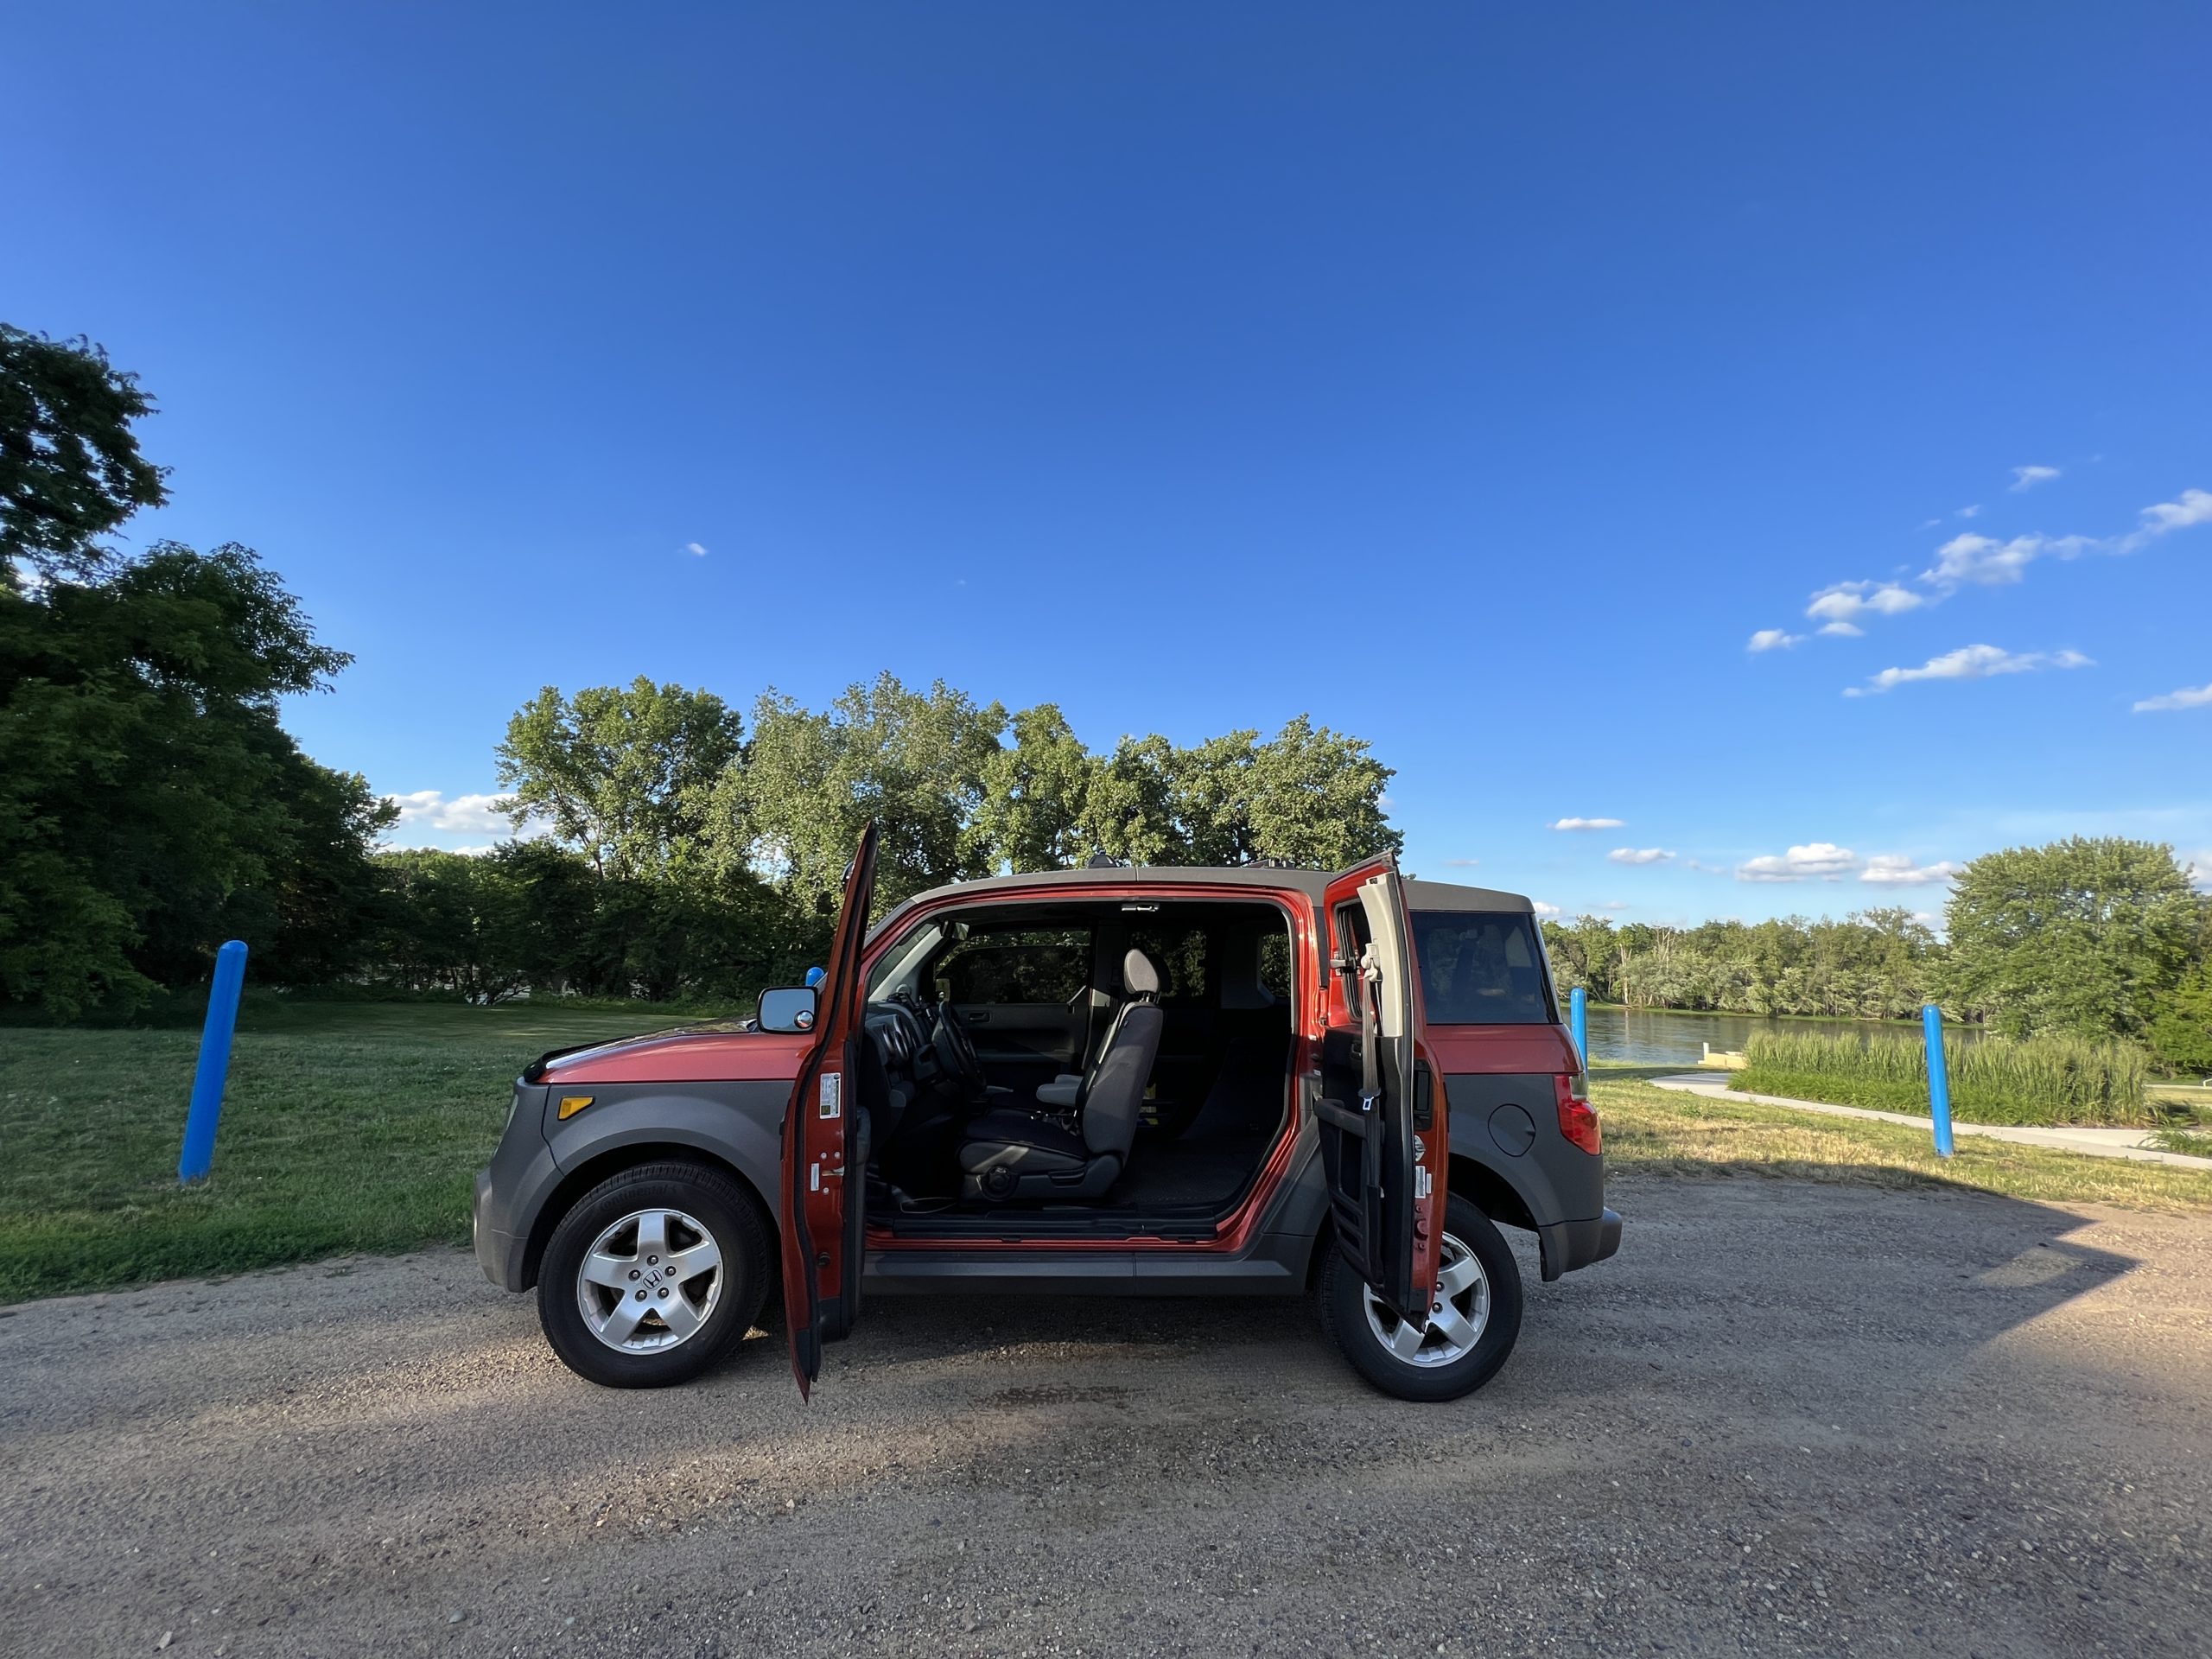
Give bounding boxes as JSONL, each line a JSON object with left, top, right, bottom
{"left": 1319, "top": 1193, "right": 1523, "bottom": 1402}
{"left": 537, "top": 1161, "right": 772, "bottom": 1389}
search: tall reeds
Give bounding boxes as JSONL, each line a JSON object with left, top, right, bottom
{"left": 1735, "top": 1028, "right": 2151, "bottom": 1127}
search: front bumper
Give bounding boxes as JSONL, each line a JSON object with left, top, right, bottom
{"left": 1536, "top": 1206, "right": 1622, "bottom": 1281}
{"left": 473, "top": 1165, "right": 529, "bottom": 1292}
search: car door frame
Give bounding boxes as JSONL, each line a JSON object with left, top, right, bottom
{"left": 1317, "top": 855, "right": 1447, "bottom": 1324}
{"left": 779, "top": 823, "right": 878, "bottom": 1400}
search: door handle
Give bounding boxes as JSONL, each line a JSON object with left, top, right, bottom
{"left": 965, "top": 1010, "right": 990, "bottom": 1024}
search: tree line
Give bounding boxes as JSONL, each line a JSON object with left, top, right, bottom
{"left": 369, "top": 676, "right": 1401, "bottom": 1007}
{"left": 1541, "top": 834, "right": 2212, "bottom": 1071}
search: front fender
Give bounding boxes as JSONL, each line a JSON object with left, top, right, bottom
{"left": 541, "top": 1080, "right": 791, "bottom": 1219}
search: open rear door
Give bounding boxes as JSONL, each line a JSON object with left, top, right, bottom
{"left": 780, "top": 823, "right": 878, "bottom": 1400}
{"left": 1318, "top": 855, "right": 1446, "bottom": 1325}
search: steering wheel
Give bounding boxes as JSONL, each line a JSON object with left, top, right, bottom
{"left": 931, "top": 999, "right": 990, "bottom": 1097}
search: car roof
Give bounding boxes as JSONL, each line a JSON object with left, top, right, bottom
{"left": 879, "top": 865, "right": 1535, "bottom": 932}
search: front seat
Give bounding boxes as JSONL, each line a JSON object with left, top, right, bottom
{"left": 957, "top": 949, "right": 1164, "bottom": 1201}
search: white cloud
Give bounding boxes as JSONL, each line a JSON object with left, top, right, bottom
{"left": 1955, "top": 504, "right": 1981, "bottom": 518}
{"left": 1859, "top": 855, "right": 1962, "bottom": 886}
{"left": 1442, "top": 856, "right": 1482, "bottom": 867}
{"left": 2133, "top": 680, "right": 2212, "bottom": 714}
{"left": 1807, "top": 580, "right": 1925, "bottom": 627}
{"left": 1530, "top": 900, "right": 1562, "bottom": 918}
{"left": 1747, "top": 628, "right": 1802, "bottom": 652}
{"left": 1818, "top": 621, "right": 1863, "bottom": 638}
{"left": 1548, "top": 817, "right": 1624, "bottom": 831}
{"left": 1923, "top": 530, "right": 2103, "bottom": 587}
{"left": 683, "top": 542, "right": 709, "bottom": 556}
{"left": 1737, "top": 842, "right": 1858, "bottom": 883}
{"left": 1608, "top": 847, "right": 1674, "bottom": 866}
{"left": 1927, "top": 532, "right": 2041, "bottom": 586}
{"left": 2009, "top": 465, "right": 2061, "bottom": 492}
{"left": 383, "top": 790, "right": 518, "bottom": 840}
{"left": 1847, "top": 643, "right": 2092, "bottom": 696}
{"left": 1928, "top": 486, "right": 2211, "bottom": 582}
{"left": 2187, "top": 852, "right": 2212, "bottom": 893}
{"left": 2119, "top": 487, "right": 2212, "bottom": 553}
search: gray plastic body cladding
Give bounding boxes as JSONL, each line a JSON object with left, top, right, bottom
{"left": 1442, "top": 1071, "right": 1610, "bottom": 1280}
{"left": 474, "top": 1084, "right": 558, "bottom": 1291}
{"left": 543, "top": 1078, "right": 789, "bottom": 1208}
{"left": 863, "top": 1234, "right": 1315, "bottom": 1298}
{"left": 474, "top": 1077, "right": 790, "bottom": 1292}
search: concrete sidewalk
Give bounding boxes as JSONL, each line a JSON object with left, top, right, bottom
{"left": 1650, "top": 1072, "right": 2212, "bottom": 1170}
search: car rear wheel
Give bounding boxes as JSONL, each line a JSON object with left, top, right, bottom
{"left": 1319, "top": 1193, "right": 1523, "bottom": 1402}
{"left": 537, "top": 1162, "right": 770, "bottom": 1389}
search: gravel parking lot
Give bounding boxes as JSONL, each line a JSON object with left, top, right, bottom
{"left": 3, "top": 1177, "right": 2207, "bottom": 1658}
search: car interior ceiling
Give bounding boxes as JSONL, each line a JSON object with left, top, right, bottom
{"left": 857, "top": 898, "right": 1296, "bottom": 1228}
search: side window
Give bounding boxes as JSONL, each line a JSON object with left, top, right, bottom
{"left": 934, "top": 928, "right": 1092, "bottom": 1005}
{"left": 1128, "top": 924, "right": 1208, "bottom": 1005}
{"left": 1409, "top": 911, "right": 1552, "bottom": 1025}
{"left": 1257, "top": 931, "right": 1292, "bottom": 1003}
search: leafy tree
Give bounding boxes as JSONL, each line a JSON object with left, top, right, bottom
{"left": 2146, "top": 963, "right": 2212, "bottom": 1075}
{"left": 1939, "top": 837, "right": 2202, "bottom": 1039}
{"left": 496, "top": 677, "right": 741, "bottom": 879}
{"left": 1079, "top": 734, "right": 1189, "bottom": 866}
{"left": 1538, "top": 907, "right": 1939, "bottom": 1019}
{"left": 733, "top": 672, "right": 1006, "bottom": 911}
{"left": 1239, "top": 715, "right": 1401, "bottom": 866}
{"left": 0, "top": 541, "right": 388, "bottom": 1014}
{"left": 972, "top": 702, "right": 1099, "bottom": 873}
{"left": 1, "top": 327, "right": 168, "bottom": 588}
{"left": 1065, "top": 717, "right": 1399, "bottom": 870}
{"left": 372, "top": 849, "right": 531, "bottom": 1002}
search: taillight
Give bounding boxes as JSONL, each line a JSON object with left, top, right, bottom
{"left": 1554, "top": 1071, "right": 1602, "bottom": 1155}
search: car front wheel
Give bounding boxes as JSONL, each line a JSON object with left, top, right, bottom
{"left": 537, "top": 1162, "right": 770, "bottom": 1389}
{"left": 1319, "top": 1193, "right": 1523, "bottom": 1402}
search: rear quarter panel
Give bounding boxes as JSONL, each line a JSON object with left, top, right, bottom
{"left": 1429, "top": 1023, "right": 1607, "bottom": 1236}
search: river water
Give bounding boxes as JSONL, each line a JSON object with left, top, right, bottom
{"left": 1580, "top": 1005, "right": 1972, "bottom": 1066}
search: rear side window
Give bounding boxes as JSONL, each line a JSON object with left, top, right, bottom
{"left": 1410, "top": 911, "right": 1553, "bottom": 1025}
{"left": 935, "top": 928, "right": 1092, "bottom": 1005}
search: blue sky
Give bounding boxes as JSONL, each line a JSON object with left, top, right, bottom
{"left": 6, "top": 4, "right": 2206, "bottom": 924}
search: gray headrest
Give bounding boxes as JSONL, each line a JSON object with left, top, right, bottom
{"left": 1122, "top": 948, "right": 1161, "bottom": 998}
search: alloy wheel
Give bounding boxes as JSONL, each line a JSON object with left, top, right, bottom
{"left": 575, "top": 1207, "right": 724, "bottom": 1354}
{"left": 1363, "top": 1231, "right": 1490, "bottom": 1367}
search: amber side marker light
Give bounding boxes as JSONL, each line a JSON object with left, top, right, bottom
{"left": 557, "top": 1095, "right": 594, "bottom": 1121}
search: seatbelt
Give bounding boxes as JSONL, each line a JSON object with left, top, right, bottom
{"left": 1357, "top": 943, "right": 1382, "bottom": 1116}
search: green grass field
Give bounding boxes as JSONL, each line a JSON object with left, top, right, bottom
{"left": 3, "top": 1006, "right": 2208, "bottom": 1306}
{"left": 0, "top": 1000, "right": 689, "bottom": 1303}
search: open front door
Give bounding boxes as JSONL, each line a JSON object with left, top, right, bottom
{"left": 779, "top": 823, "right": 878, "bottom": 1400}
{"left": 1318, "top": 855, "right": 1446, "bottom": 1325}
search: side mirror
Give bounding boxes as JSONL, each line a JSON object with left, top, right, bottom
{"left": 757, "top": 986, "right": 817, "bottom": 1033}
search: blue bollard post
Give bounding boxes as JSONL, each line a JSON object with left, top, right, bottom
{"left": 1570, "top": 985, "right": 1588, "bottom": 1069}
{"left": 179, "top": 940, "right": 249, "bottom": 1184}
{"left": 1923, "top": 1001, "right": 1955, "bottom": 1159}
